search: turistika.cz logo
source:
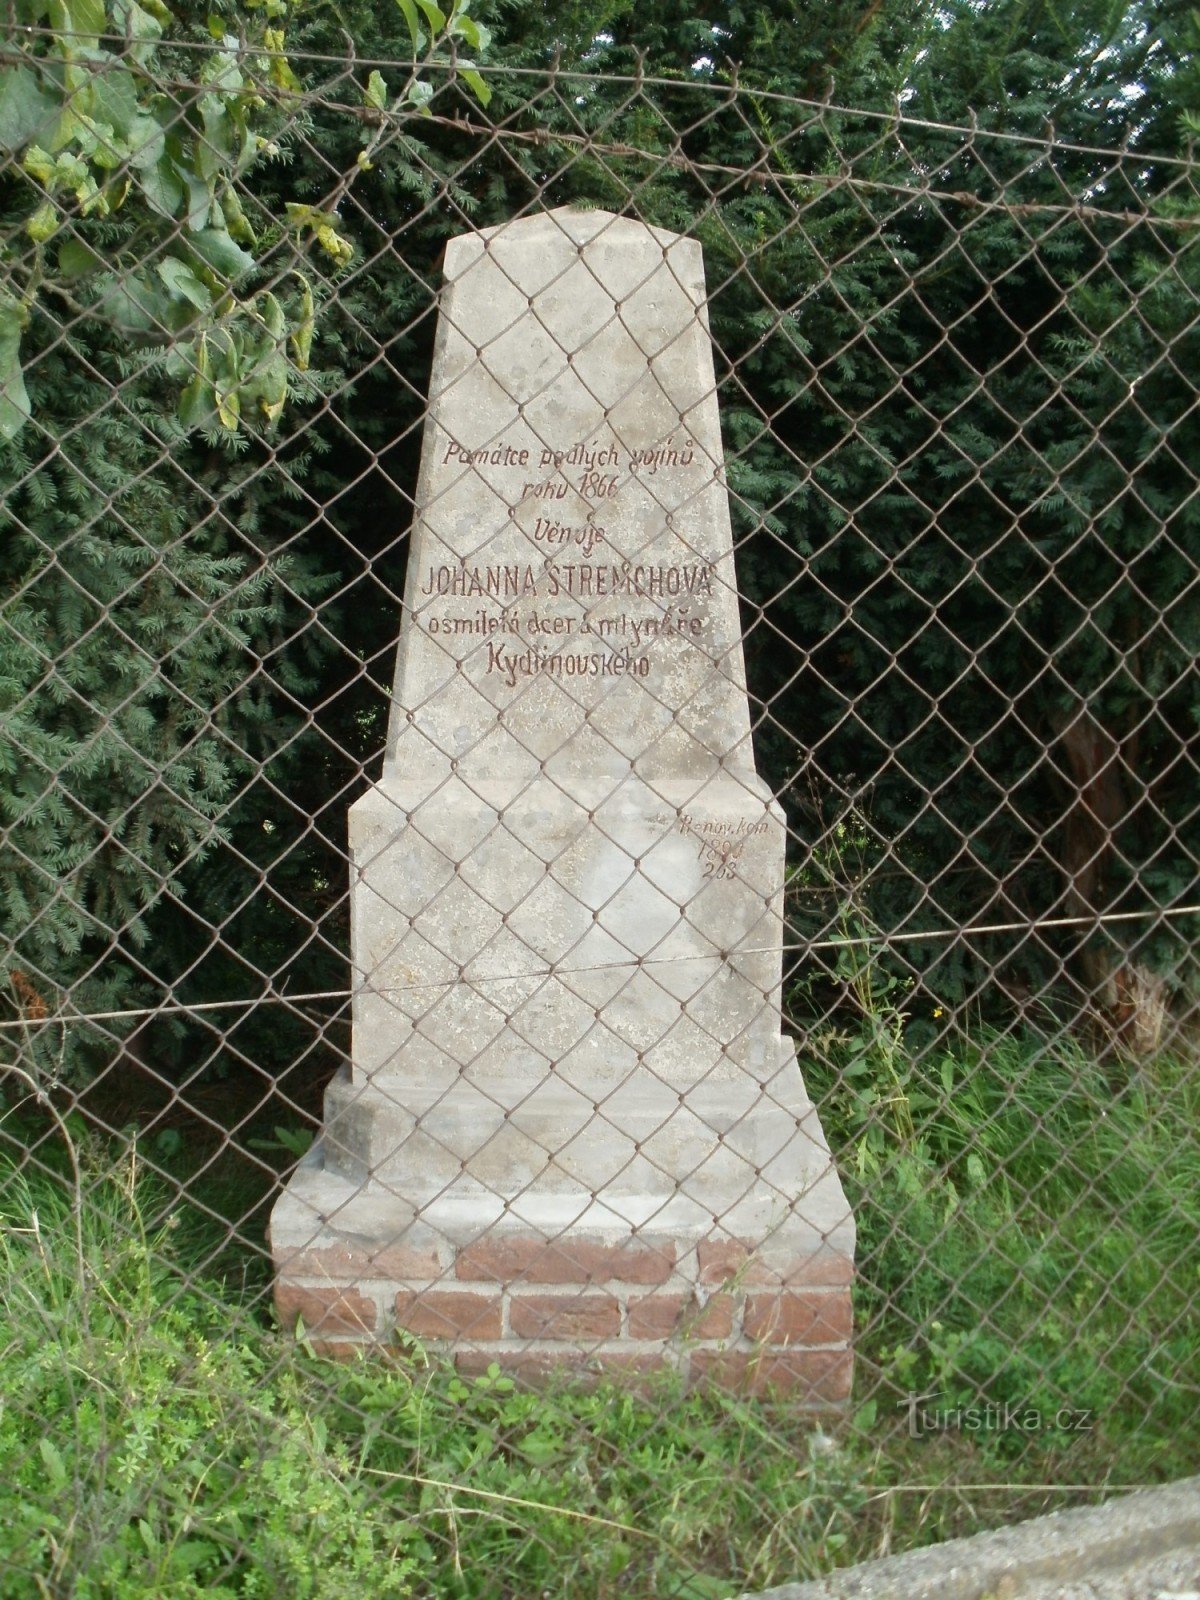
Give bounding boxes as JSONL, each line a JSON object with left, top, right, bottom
{"left": 899, "top": 1391, "right": 1094, "bottom": 1439}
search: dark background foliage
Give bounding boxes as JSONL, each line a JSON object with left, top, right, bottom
{"left": 2, "top": 0, "right": 1197, "bottom": 1106}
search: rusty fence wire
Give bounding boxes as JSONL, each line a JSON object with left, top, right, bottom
{"left": 1, "top": 26, "right": 1199, "bottom": 1600}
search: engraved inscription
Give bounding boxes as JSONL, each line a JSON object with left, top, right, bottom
{"left": 423, "top": 426, "right": 718, "bottom": 685}
{"left": 652, "top": 811, "right": 770, "bottom": 881}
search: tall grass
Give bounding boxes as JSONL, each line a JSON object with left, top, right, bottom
{"left": 2, "top": 1011, "right": 1198, "bottom": 1597}
{"left": 809, "top": 1015, "right": 1200, "bottom": 1480}
{"left": 0, "top": 1144, "right": 422, "bottom": 1598}
{"left": 0, "top": 1138, "right": 873, "bottom": 1599}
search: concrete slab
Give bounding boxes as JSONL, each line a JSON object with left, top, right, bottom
{"left": 742, "top": 1478, "right": 1200, "bottom": 1600}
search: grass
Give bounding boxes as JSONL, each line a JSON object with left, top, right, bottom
{"left": 0, "top": 1134, "right": 877, "bottom": 1599}
{"left": 1, "top": 1013, "right": 1199, "bottom": 1597}
{"left": 808, "top": 1017, "right": 1200, "bottom": 1484}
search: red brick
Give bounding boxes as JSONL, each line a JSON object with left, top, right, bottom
{"left": 304, "top": 1338, "right": 368, "bottom": 1363}
{"left": 457, "top": 1236, "right": 675, "bottom": 1285}
{"left": 697, "top": 1240, "right": 853, "bottom": 1289}
{"left": 454, "top": 1349, "right": 587, "bottom": 1384}
{"left": 689, "top": 1346, "right": 853, "bottom": 1403}
{"left": 455, "top": 1349, "right": 677, "bottom": 1392}
{"left": 697, "top": 1241, "right": 749, "bottom": 1285}
{"left": 743, "top": 1291, "right": 852, "bottom": 1345}
{"left": 627, "top": 1292, "right": 734, "bottom": 1341}
{"left": 274, "top": 1243, "right": 444, "bottom": 1281}
{"left": 509, "top": 1292, "right": 620, "bottom": 1338}
{"left": 395, "top": 1289, "right": 502, "bottom": 1340}
{"left": 788, "top": 1252, "right": 854, "bottom": 1289}
{"left": 275, "top": 1283, "right": 377, "bottom": 1337}
{"left": 370, "top": 1244, "right": 447, "bottom": 1280}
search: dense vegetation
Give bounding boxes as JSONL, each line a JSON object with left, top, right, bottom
{"left": 2, "top": 0, "right": 1196, "bottom": 1093}
{"left": 1, "top": 5, "right": 1199, "bottom": 1589}
{"left": 2, "top": 1010, "right": 1197, "bottom": 1596}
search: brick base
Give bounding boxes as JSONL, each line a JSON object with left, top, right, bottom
{"left": 272, "top": 1211, "right": 854, "bottom": 1406}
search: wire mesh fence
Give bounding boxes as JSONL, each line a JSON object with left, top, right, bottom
{"left": 1, "top": 15, "right": 1199, "bottom": 1597}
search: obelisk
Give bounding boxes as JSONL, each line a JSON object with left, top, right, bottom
{"left": 271, "top": 209, "right": 854, "bottom": 1398}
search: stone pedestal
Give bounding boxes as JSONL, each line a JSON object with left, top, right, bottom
{"left": 270, "top": 208, "right": 854, "bottom": 1401}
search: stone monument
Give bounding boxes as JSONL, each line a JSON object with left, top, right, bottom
{"left": 270, "top": 208, "right": 854, "bottom": 1399}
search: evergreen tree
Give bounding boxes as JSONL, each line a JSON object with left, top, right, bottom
{"left": 473, "top": 0, "right": 1200, "bottom": 1033}
{"left": 0, "top": 0, "right": 488, "bottom": 1082}
{"left": 4, "top": 0, "right": 1195, "bottom": 1099}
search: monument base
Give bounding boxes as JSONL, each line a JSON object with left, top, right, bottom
{"left": 269, "top": 1052, "right": 854, "bottom": 1406}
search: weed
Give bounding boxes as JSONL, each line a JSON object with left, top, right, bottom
{"left": 0, "top": 1145, "right": 420, "bottom": 1599}
{"left": 2, "top": 1001, "right": 1198, "bottom": 1596}
{"left": 0, "top": 1139, "right": 876, "bottom": 1599}
{"left": 806, "top": 1021, "right": 1200, "bottom": 1480}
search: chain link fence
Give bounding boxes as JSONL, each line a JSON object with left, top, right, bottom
{"left": 1, "top": 21, "right": 1199, "bottom": 1598}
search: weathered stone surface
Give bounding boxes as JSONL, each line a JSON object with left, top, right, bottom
{"left": 270, "top": 207, "right": 854, "bottom": 1389}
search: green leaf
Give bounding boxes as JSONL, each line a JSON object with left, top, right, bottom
{"left": 75, "top": 115, "right": 123, "bottom": 170}
{"left": 605, "top": 1542, "right": 633, "bottom": 1579}
{"left": 364, "top": 68, "right": 387, "bottom": 111}
{"left": 314, "top": 223, "right": 352, "bottom": 265}
{"left": 253, "top": 356, "right": 287, "bottom": 426}
{"left": 458, "top": 66, "right": 490, "bottom": 107}
{"left": 21, "top": 144, "right": 55, "bottom": 185}
{"left": 199, "top": 92, "right": 233, "bottom": 159}
{"left": 415, "top": 0, "right": 446, "bottom": 29}
{"left": 852, "top": 1397, "right": 878, "bottom": 1431}
{"left": 452, "top": 12, "right": 485, "bottom": 49}
{"left": 0, "top": 67, "right": 56, "bottom": 152}
{"left": 289, "top": 276, "right": 313, "bottom": 370}
{"left": 156, "top": 257, "right": 212, "bottom": 312}
{"left": 0, "top": 295, "right": 31, "bottom": 442}
{"left": 58, "top": 237, "right": 103, "bottom": 277}
{"left": 169, "top": 1540, "right": 220, "bottom": 1577}
{"left": 393, "top": 0, "right": 424, "bottom": 51}
{"left": 99, "top": 271, "right": 170, "bottom": 336}
{"left": 188, "top": 226, "right": 254, "bottom": 278}
{"left": 89, "top": 68, "right": 139, "bottom": 142}
{"left": 65, "top": 0, "right": 106, "bottom": 40}
{"left": 109, "top": 0, "right": 163, "bottom": 62}
{"left": 259, "top": 290, "right": 285, "bottom": 341}
{"left": 672, "top": 1573, "right": 736, "bottom": 1599}
{"left": 38, "top": 1437, "right": 67, "bottom": 1489}
{"left": 124, "top": 113, "right": 164, "bottom": 170}
{"left": 139, "top": 151, "right": 183, "bottom": 217}
{"left": 213, "top": 334, "right": 242, "bottom": 430}
{"left": 178, "top": 336, "right": 214, "bottom": 428}
{"left": 180, "top": 167, "right": 212, "bottom": 230}
{"left": 27, "top": 202, "right": 58, "bottom": 242}
{"left": 221, "top": 183, "right": 256, "bottom": 245}
{"left": 214, "top": 386, "right": 240, "bottom": 430}
{"left": 201, "top": 46, "right": 244, "bottom": 95}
